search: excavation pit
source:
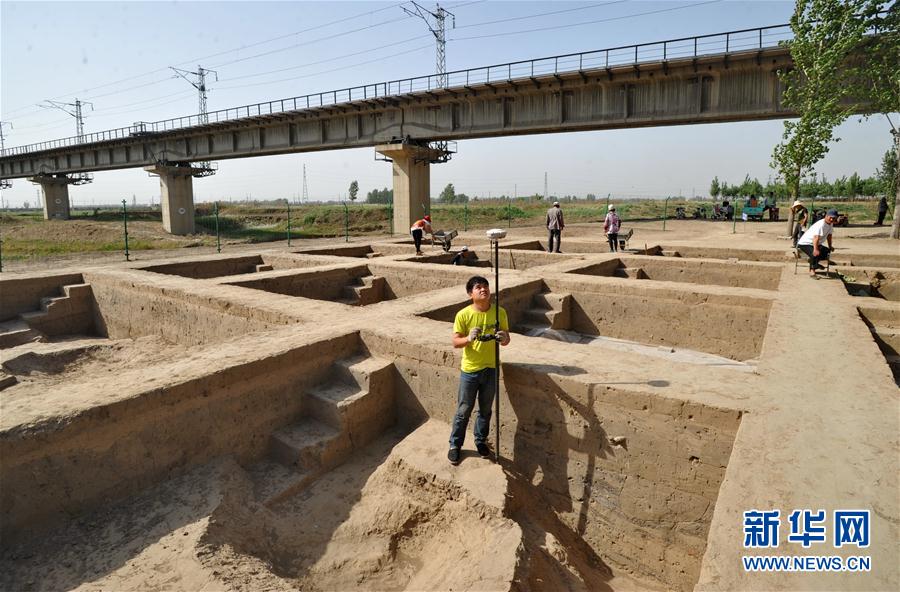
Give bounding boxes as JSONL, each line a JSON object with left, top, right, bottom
{"left": 569, "top": 257, "right": 781, "bottom": 290}
{"left": 226, "top": 264, "right": 466, "bottom": 306}
{"left": 419, "top": 280, "right": 771, "bottom": 362}
{"left": 2, "top": 232, "right": 897, "bottom": 592}
{"left": 841, "top": 269, "right": 900, "bottom": 301}
{"left": 858, "top": 306, "right": 900, "bottom": 385}
{"left": 141, "top": 253, "right": 328, "bottom": 279}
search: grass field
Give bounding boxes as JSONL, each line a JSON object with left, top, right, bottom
{"left": 0, "top": 197, "right": 890, "bottom": 263}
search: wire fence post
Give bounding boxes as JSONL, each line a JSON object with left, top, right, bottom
{"left": 343, "top": 201, "right": 349, "bottom": 242}
{"left": 662, "top": 196, "right": 670, "bottom": 231}
{"left": 214, "top": 201, "right": 221, "bottom": 253}
{"left": 287, "top": 199, "right": 292, "bottom": 247}
{"left": 388, "top": 203, "right": 394, "bottom": 236}
{"left": 464, "top": 201, "right": 468, "bottom": 231}
{"left": 507, "top": 198, "right": 512, "bottom": 228}
{"left": 121, "top": 199, "right": 130, "bottom": 261}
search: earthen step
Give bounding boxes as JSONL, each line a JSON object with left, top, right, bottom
{"left": 0, "top": 320, "right": 46, "bottom": 349}
{"left": 255, "top": 264, "right": 274, "bottom": 272}
{"left": 305, "top": 382, "right": 367, "bottom": 427}
{"left": 62, "top": 283, "right": 92, "bottom": 298}
{"left": 532, "top": 292, "right": 570, "bottom": 310}
{"left": 269, "top": 418, "right": 350, "bottom": 472}
{"left": 335, "top": 355, "right": 392, "bottom": 389}
{"left": 523, "top": 307, "right": 554, "bottom": 327}
{"left": 39, "top": 296, "right": 67, "bottom": 310}
{"left": 364, "top": 252, "right": 382, "bottom": 258}
{"left": 245, "top": 459, "right": 315, "bottom": 507}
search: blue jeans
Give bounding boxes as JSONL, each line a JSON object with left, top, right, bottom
{"left": 449, "top": 368, "right": 496, "bottom": 449}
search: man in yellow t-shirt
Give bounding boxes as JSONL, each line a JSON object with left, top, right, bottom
{"left": 448, "top": 276, "right": 510, "bottom": 465}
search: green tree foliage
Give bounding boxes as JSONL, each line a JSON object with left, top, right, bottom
{"left": 773, "top": 0, "right": 899, "bottom": 235}
{"left": 772, "top": 0, "right": 872, "bottom": 201}
{"left": 709, "top": 176, "right": 721, "bottom": 198}
{"left": 365, "top": 187, "right": 393, "bottom": 204}
{"left": 878, "top": 148, "right": 899, "bottom": 198}
{"left": 348, "top": 180, "right": 359, "bottom": 202}
{"left": 439, "top": 183, "right": 457, "bottom": 203}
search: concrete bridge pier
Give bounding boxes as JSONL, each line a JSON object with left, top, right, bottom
{"left": 375, "top": 143, "right": 444, "bottom": 235}
{"left": 144, "top": 162, "right": 198, "bottom": 235}
{"left": 29, "top": 174, "right": 73, "bottom": 220}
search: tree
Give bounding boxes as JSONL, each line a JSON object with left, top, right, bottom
{"left": 366, "top": 187, "right": 393, "bottom": 204}
{"left": 709, "top": 176, "right": 721, "bottom": 199}
{"left": 348, "top": 180, "right": 359, "bottom": 202}
{"left": 773, "top": 0, "right": 899, "bottom": 236}
{"left": 877, "top": 148, "right": 899, "bottom": 201}
{"left": 439, "top": 183, "right": 456, "bottom": 203}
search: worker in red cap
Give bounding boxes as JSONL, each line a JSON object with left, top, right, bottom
{"left": 410, "top": 214, "right": 433, "bottom": 255}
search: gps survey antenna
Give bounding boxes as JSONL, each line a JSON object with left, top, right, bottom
{"left": 486, "top": 228, "right": 506, "bottom": 459}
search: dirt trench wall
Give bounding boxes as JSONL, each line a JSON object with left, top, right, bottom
{"left": 362, "top": 331, "right": 741, "bottom": 591}
{"left": 503, "top": 365, "right": 742, "bottom": 591}
{"left": 87, "top": 275, "right": 291, "bottom": 346}
{"left": 0, "top": 273, "right": 84, "bottom": 321}
{"left": 142, "top": 256, "right": 264, "bottom": 279}
{"left": 228, "top": 266, "right": 368, "bottom": 300}
{"left": 560, "top": 285, "right": 771, "bottom": 360}
{"left": 0, "top": 332, "right": 360, "bottom": 540}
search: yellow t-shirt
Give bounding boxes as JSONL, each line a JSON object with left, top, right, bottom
{"left": 454, "top": 304, "right": 510, "bottom": 372}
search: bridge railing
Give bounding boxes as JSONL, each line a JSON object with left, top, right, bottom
{"left": 2, "top": 23, "right": 793, "bottom": 158}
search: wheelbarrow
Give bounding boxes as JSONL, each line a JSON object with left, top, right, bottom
{"left": 431, "top": 229, "right": 458, "bottom": 252}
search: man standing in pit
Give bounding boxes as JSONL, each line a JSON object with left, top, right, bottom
{"left": 546, "top": 201, "right": 564, "bottom": 253}
{"left": 410, "top": 214, "right": 432, "bottom": 256}
{"left": 448, "top": 276, "right": 510, "bottom": 466}
{"left": 797, "top": 209, "right": 838, "bottom": 277}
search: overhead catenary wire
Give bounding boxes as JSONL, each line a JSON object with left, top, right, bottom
{"left": 450, "top": 0, "right": 723, "bottom": 41}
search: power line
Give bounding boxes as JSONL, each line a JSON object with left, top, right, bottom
{"left": 216, "top": 43, "right": 434, "bottom": 91}
{"left": 209, "top": 14, "right": 416, "bottom": 69}
{"left": 218, "top": 35, "right": 431, "bottom": 83}
{"left": 450, "top": 0, "right": 723, "bottom": 41}
{"left": 454, "top": 0, "right": 626, "bottom": 30}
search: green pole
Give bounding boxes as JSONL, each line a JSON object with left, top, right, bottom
{"left": 343, "top": 202, "right": 349, "bottom": 242}
{"left": 464, "top": 201, "right": 468, "bottom": 231}
{"left": 388, "top": 202, "right": 394, "bottom": 236}
{"left": 733, "top": 203, "right": 739, "bottom": 234}
{"left": 662, "top": 196, "right": 670, "bottom": 231}
{"left": 606, "top": 193, "right": 610, "bottom": 214}
{"left": 214, "top": 201, "right": 221, "bottom": 253}
{"left": 507, "top": 198, "right": 511, "bottom": 228}
{"left": 287, "top": 199, "right": 292, "bottom": 247}
{"left": 121, "top": 199, "right": 130, "bottom": 262}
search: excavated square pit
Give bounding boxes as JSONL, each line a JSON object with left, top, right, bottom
{"left": 857, "top": 306, "right": 900, "bottom": 384}
{"left": 570, "top": 257, "right": 781, "bottom": 290}
{"left": 406, "top": 248, "right": 573, "bottom": 271}
{"left": 419, "top": 280, "right": 771, "bottom": 362}
{"left": 226, "top": 264, "right": 466, "bottom": 306}
{"left": 141, "top": 253, "right": 329, "bottom": 279}
{"left": 842, "top": 269, "right": 900, "bottom": 301}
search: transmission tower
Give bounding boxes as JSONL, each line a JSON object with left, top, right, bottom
{"left": 170, "top": 65, "right": 219, "bottom": 176}
{"left": 302, "top": 164, "right": 309, "bottom": 203}
{"left": 39, "top": 99, "right": 93, "bottom": 140}
{"left": 403, "top": 2, "right": 455, "bottom": 88}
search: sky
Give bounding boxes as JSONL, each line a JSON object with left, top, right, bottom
{"left": 0, "top": 0, "right": 895, "bottom": 207}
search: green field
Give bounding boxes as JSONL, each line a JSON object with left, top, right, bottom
{"left": 0, "top": 197, "right": 890, "bottom": 263}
